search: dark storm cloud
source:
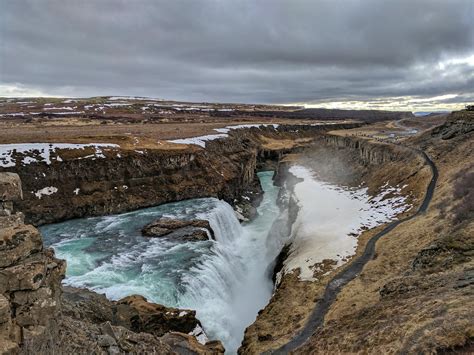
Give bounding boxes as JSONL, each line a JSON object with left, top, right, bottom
{"left": 1, "top": 0, "right": 473, "bottom": 108}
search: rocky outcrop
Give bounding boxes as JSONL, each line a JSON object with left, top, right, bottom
{"left": 161, "top": 332, "right": 225, "bottom": 354}
{"left": 431, "top": 110, "right": 474, "bottom": 140}
{"left": 0, "top": 173, "right": 66, "bottom": 354}
{"left": 116, "top": 295, "right": 199, "bottom": 336}
{"left": 60, "top": 286, "right": 225, "bottom": 354}
{"left": 62, "top": 288, "right": 201, "bottom": 337}
{"left": 60, "top": 287, "right": 225, "bottom": 354}
{"left": 142, "top": 218, "right": 214, "bottom": 241}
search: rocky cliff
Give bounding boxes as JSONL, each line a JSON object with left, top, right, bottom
{"left": 4, "top": 124, "right": 359, "bottom": 226}
{"left": 0, "top": 173, "right": 65, "bottom": 353}
{"left": 322, "top": 134, "right": 422, "bottom": 166}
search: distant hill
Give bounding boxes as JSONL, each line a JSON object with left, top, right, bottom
{"left": 212, "top": 107, "right": 415, "bottom": 123}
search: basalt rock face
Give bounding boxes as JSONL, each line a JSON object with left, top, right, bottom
{"left": 5, "top": 124, "right": 360, "bottom": 226}
{"left": 6, "top": 131, "right": 264, "bottom": 226}
{"left": 322, "top": 134, "right": 421, "bottom": 166}
{"left": 0, "top": 173, "right": 66, "bottom": 354}
{"left": 12, "top": 148, "right": 254, "bottom": 226}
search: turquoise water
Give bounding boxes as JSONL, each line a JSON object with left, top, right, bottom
{"left": 41, "top": 171, "right": 280, "bottom": 353}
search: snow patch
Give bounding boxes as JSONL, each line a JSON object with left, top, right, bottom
{"left": 34, "top": 186, "right": 58, "bottom": 199}
{"left": 188, "top": 324, "right": 209, "bottom": 345}
{"left": 0, "top": 113, "right": 25, "bottom": 117}
{"left": 167, "top": 124, "right": 279, "bottom": 148}
{"left": 168, "top": 134, "right": 228, "bottom": 148}
{"left": 43, "top": 106, "right": 74, "bottom": 111}
{"left": 48, "top": 111, "right": 84, "bottom": 115}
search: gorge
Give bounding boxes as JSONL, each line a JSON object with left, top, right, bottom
{"left": 0, "top": 105, "right": 472, "bottom": 354}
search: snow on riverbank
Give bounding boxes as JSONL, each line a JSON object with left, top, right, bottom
{"left": 0, "top": 143, "right": 119, "bottom": 167}
{"left": 284, "top": 165, "right": 411, "bottom": 281}
{"left": 167, "top": 124, "right": 279, "bottom": 148}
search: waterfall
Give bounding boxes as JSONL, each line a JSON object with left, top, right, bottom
{"left": 179, "top": 200, "right": 255, "bottom": 351}
{"left": 41, "top": 171, "right": 280, "bottom": 354}
{"left": 178, "top": 175, "right": 280, "bottom": 353}
{"left": 205, "top": 200, "right": 244, "bottom": 244}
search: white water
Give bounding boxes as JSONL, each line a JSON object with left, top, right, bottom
{"left": 41, "top": 171, "right": 280, "bottom": 353}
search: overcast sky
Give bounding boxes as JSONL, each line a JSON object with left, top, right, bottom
{"left": 1, "top": 0, "right": 473, "bottom": 111}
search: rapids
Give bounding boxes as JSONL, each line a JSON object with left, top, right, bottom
{"left": 42, "top": 171, "right": 281, "bottom": 353}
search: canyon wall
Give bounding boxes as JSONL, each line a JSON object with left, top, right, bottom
{"left": 322, "top": 134, "right": 422, "bottom": 166}
{"left": 290, "top": 109, "right": 474, "bottom": 354}
{"left": 3, "top": 124, "right": 359, "bottom": 226}
{"left": 240, "top": 134, "right": 432, "bottom": 354}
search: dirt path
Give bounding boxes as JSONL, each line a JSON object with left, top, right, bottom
{"left": 270, "top": 148, "right": 438, "bottom": 354}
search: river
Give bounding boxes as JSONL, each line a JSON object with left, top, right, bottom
{"left": 42, "top": 171, "right": 280, "bottom": 353}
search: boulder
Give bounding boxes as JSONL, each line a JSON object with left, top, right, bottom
{"left": 141, "top": 217, "right": 214, "bottom": 241}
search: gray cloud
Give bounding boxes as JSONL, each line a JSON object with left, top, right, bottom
{"left": 1, "top": 0, "right": 473, "bottom": 109}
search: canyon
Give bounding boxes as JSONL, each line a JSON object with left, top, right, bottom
{"left": 0, "top": 98, "right": 472, "bottom": 354}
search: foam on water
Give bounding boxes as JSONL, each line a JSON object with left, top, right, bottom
{"left": 41, "top": 171, "right": 280, "bottom": 353}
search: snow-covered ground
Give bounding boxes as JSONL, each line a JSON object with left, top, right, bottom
{"left": 0, "top": 143, "right": 119, "bottom": 167}
{"left": 167, "top": 134, "right": 229, "bottom": 148}
{"left": 283, "top": 165, "right": 411, "bottom": 281}
{"left": 167, "top": 124, "right": 280, "bottom": 148}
